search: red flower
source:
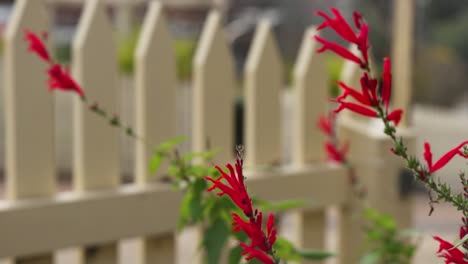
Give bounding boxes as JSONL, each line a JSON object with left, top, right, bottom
{"left": 325, "top": 141, "right": 348, "bottom": 163}
{"left": 433, "top": 236, "right": 468, "bottom": 264}
{"left": 315, "top": 8, "right": 369, "bottom": 68}
{"left": 337, "top": 73, "right": 378, "bottom": 107}
{"left": 24, "top": 29, "right": 51, "bottom": 63}
{"left": 47, "top": 64, "right": 85, "bottom": 97}
{"left": 331, "top": 99, "right": 378, "bottom": 118}
{"left": 353, "top": 11, "right": 364, "bottom": 29}
{"left": 266, "top": 213, "right": 277, "bottom": 247}
{"left": 240, "top": 243, "right": 275, "bottom": 264}
{"left": 316, "top": 8, "right": 359, "bottom": 44}
{"left": 206, "top": 159, "right": 254, "bottom": 217}
{"left": 386, "top": 109, "right": 403, "bottom": 126}
{"left": 381, "top": 57, "right": 392, "bottom": 110}
{"left": 423, "top": 141, "right": 468, "bottom": 173}
{"left": 314, "top": 35, "right": 365, "bottom": 67}
{"left": 317, "top": 113, "right": 334, "bottom": 136}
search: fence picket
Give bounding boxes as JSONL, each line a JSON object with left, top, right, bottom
{"left": 392, "top": 0, "right": 414, "bottom": 127}
{"left": 289, "top": 27, "right": 328, "bottom": 264}
{"left": 193, "top": 10, "right": 235, "bottom": 162}
{"left": 190, "top": 10, "right": 237, "bottom": 264}
{"left": 4, "top": 0, "right": 54, "bottom": 263}
{"left": 244, "top": 19, "right": 282, "bottom": 168}
{"left": 72, "top": 0, "right": 119, "bottom": 263}
{"left": 134, "top": 1, "right": 177, "bottom": 263}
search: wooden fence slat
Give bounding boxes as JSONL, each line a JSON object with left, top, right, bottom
{"left": 4, "top": 0, "right": 54, "bottom": 263}
{"left": 193, "top": 10, "right": 235, "bottom": 162}
{"left": 244, "top": 19, "right": 282, "bottom": 167}
{"left": 72, "top": 0, "right": 119, "bottom": 262}
{"left": 392, "top": 0, "right": 414, "bottom": 127}
{"left": 292, "top": 27, "right": 328, "bottom": 166}
{"left": 134, "top": 1, "right": 177, "bottom": 263}
{"left": 289, "top": 27, "right": 328, "bottom": 264}
{"left": 191, "top": 10, "right": 237, "bottom": 264}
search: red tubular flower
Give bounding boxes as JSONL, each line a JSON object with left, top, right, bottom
{"left": 240, "top": 243, "right": 275, "bottom": 264}
{"left": 325, "top": 141, "right": 348, "bottom": 163}
{"left": 386, "top": 109, "right": 403, "bottom": 126}
{"left": 317, "top": 113, "right": 334, "bottom": 136}
{"left": 315, "top": 8, "right": 369, "bottom": 68}
{"left": 206, "top": 159, "right": 253, "bottom": 217}
{"left": 266, "top": 214, "right": 277, "bottom": 247}
{"left": 24, "top": 29, "right": 51, "bottom": 63}
{"left": 433, "top": 236, "right": 468, "bottom": 264}
{"left": 337, "top": 81, "right": 371, "bottom": 106}
{"left": 331, "top": 99, "right": 378, "bottom": 118}
{"left": 232, "top": 213, "right": 268, "bottom": 251}
{"left": 357, "top": 23, "right": 370, "bottom": 65}
{"left": 423, "top": 141, "right": 468, "bottom": 173}
{"left": 314, "top": 35, "right": 365, "bottom": 67}
{"left": 359, "top": 73, "right": 379, "bottom": 106}
{"left": 47, "top": 64, "right": 85, "bottom": 97}
{"left": 353, "top": 11, "right": 363, "bottom": 29}
{"left": 316, "top": 8, "right": 359, "bottom": 44}
{"left": 381, "top": 57, "right": 392, "bottom": 110}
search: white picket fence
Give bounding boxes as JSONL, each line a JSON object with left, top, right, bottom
{"left": 0, "top": 0, "right": 415, "bottom": 263}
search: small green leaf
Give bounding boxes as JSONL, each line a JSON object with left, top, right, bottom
{"left": 296, "top": 249, "right": 334, "bottom": 260}
{"left": 203, "top": 218, "right": 230, "bottom": 264}
{"left": 156, "top": 136, "right": 187, "bottom": 152}
{"left": 360, "top": 252, "right": 380, "bottom": 264}
{"left": 228, "top": 245, "right": 244, "bottom": 264}
{"left": 148, "top": 152, "right": 165, "bottom": 174}
{"left": 273, "top": 237, "right": 300, "bottom": 261}
{"left": 254, "top": 199, "right": 307, "bottom": 212}
{"left": 183, "top": 149, "right": 219, "bottom": 162}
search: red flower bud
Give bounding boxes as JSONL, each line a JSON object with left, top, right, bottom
{"left": 24, "top": 29, "right": 51, "bottom": 63}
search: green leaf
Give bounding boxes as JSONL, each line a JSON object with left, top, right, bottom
{"left": 183, "top": 149, "right": 219, "bottom": 162}
{"left": 273, "top": 238, "right": 300, "bottom": 261}
{"left": 360, "top": 252, "right": 381, "bottom": 264}
{"left": 297, "top": 249, "right": 334, "bottom": 260}
{"left": 254, "top": 199, "right": 307, "bottom": 212}
{"left": 450, "top": 233, "right": 468, "bottom": 250}
{"left": 156, "top": 136, "right": 187, "bottom": 152}
{"left": 228, "top": 245, "right": 244, "bottom": 264}
{"left": 203, "top": 218, "right": 230, "bottom": 264}
{"left": 148, "top": 152, "right": 165, "bottom": 174}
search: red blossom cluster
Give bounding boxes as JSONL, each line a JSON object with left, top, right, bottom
{"left": 314, "top": 8, "right": 402, "bottom": 126}
{"left": 24, "top": 30, "right": 84, "bottom": 97}
{"left": 205, "top": 159, "right": 277, "bottom": 264}
{"left": 315, "top": 8, "right": 468, "bottom": 263}
{"left": 434, "top": 230, "right": 468, "bottom": 264}
{"left": 423, "top": 141, "right": 468, "bottom": 175}
{"left": 317, "top": 113, "right": 348, "bottom": 163}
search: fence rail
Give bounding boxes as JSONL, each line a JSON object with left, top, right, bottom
{"left": 0, "top": 0, "right": 413, "bottom": 263}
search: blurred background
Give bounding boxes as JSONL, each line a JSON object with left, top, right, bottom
{"left": 0, "top": 0, "right": 467, "bottom": 263}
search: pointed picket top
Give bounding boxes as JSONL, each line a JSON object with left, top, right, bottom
{"left": 3, "top": 0, "right": 55, "bottom": 200}
{"left": 192, "top": 10, "right": 235, "bottom": 162}
{"left": 72, "top": 0, "right": 119, "bottom": 191}
{"left": 244, "top": 19, "right": 283, "bottom": 168}
{"left": 292, "top": 27, "right": 328, "bottom": 166}
{"left": 134, "top": 1, "right": 177, "bottom": 183}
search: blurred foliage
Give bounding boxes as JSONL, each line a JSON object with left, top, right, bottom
{"left": 360, "top": 208, "right": 418, "bottom": 264}
{"left": 149, "top": 137, "right": 333, "bottom": 264}
{"left": 326, "top": 55, "right": 343, "bottom": 98}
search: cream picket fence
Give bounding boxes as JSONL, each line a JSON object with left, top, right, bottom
{"left": 0, "top": 0, "right": 414, "bottom": 263}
